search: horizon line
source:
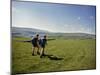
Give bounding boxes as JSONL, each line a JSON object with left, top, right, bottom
{"left": 12, "top": 26, "right": 96, "bottom": 35}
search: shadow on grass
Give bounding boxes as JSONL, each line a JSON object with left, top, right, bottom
{"left": 41, "top": 54, "right": 64, "bottom": 60}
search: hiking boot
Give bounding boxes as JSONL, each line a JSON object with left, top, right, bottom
{"left": 42, "top": 53, "right": 46, "bottom": 56}
{"left": 40, "top": 55, "right": 43, "bottom": 58}
{"left": 37, "top": 51, "right": 40, "bottom": 55}
{"left": 32, "top": 53, "right": 35, "bottom": 56}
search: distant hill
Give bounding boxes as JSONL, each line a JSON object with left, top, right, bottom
{"left": 48, "top": 33, "right": 95, "bottom": 39}
{"left": 12, "top": 27, "right": 96, "bottom": 39}
{"left": 12, "top": 27, "right": 49, "bottom": 38}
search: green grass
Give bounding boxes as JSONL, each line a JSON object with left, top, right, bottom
{"left": 12, "top": 37, "right": 96, "bottom": 74}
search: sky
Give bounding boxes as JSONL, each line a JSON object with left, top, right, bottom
{"left": 12, "top": 1, "right": 96, "bottom": 34}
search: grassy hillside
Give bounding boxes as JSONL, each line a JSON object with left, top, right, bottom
{"left": 12, "top": 37, "right": 96, "bottom": 74}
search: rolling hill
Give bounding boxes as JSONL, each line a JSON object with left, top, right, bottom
{"left": 12, "top": 27, "right": 95, "bottom": 39}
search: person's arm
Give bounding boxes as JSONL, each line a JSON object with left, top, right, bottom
{"left": 37, "top": 39, "right": 40, "bottom": 47}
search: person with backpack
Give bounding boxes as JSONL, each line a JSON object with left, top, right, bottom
{"left": 40, "top": 35, "right": 47, "bottom": 58}
{"left": 31, "top": 34, "right": 40, "bottom": 56}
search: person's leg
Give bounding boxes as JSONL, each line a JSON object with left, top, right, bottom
{"left": 37, "top": 46, "right": 40, "bottom": 55}
{"left": 40, "top": 47, "right": 45, "bottom": 58}
{"left": 42, "top": 48, "right": 45, "bottom": 55}
{"left": 40, "top": 48, "right": 43, "bottom": 58}
{"left": 32, "top": 47, "right": 35, "bottom": 56}
{"left": 42, "top": 45, "right": 46, "bottom": 55}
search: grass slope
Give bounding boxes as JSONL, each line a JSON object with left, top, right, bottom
{"left": 12, "top": 37, "right": 96, "bottom": 74}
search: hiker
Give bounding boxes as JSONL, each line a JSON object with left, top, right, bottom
{"left": 31, "top": 34, "right": 40, "bottom": 56}
{"left": 40, "top": 35, "right": 47, "bottom": 58}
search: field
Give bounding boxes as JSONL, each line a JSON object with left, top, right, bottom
{"left": 12, "top": 37, "right": 96, "bottom": 74}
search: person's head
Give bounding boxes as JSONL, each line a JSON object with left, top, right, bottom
{"left": 35, "top": 34, "right": 39, "bottom": 38}
{"left": 44, "top": 35, "right": 47, "bottom": 39}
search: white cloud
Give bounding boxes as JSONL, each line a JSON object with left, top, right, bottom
{"left": 77, "top": 17, "right": 81, "bottom": 20}
{"left": 61, "top": 24, "right": 95, "bottom": 34}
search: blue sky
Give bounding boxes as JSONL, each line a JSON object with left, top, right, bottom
{"left": 12, "top": 1, "right": 96, "bottom": 34}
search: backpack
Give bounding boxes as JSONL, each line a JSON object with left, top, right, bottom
{"left": 32, "top": 38, "right": 35, "bottom": 44}
{"left": 39, "top": 39, "right": 43, "bottom": 45}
